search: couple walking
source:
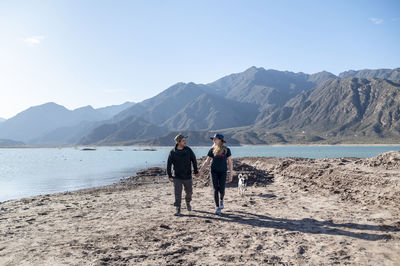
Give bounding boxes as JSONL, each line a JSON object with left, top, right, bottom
{"left": 167, "top": 133, "right": 233, "bottom": 216}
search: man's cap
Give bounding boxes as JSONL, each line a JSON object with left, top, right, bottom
{"left": 210, "top": 133, "right": 226, "bottom": 143}
{"left": 174, "top": 134, "right": 188, "bottom": 143}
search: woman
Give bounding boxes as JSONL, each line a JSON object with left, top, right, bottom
{"left": 199, "top": 133, "right": 234, "bottom": 215}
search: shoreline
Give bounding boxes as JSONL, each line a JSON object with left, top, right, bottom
{"left": 2, "top": 150, "right": 400, "bottom": 203}
{"left": 1, "top": 143, "right": 400, "bottom": 149}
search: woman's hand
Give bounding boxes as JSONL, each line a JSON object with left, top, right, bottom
{"left": 228, "top": 172, "right": 233, "bottom": 183}
{"left": 227, "top": 157, "right": 234, "bottom": 183}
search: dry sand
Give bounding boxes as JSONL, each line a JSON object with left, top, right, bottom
{"left": 1, "top": 152, "right": 400, "bottom": 265}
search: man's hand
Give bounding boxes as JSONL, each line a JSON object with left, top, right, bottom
{"left": 195, "top": 172, "right": 200, "bottom": 178}
{"left": 168, "top": 177, "right": 173, "bottom": 182}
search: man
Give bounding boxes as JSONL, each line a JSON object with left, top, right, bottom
{"left": 167, "top": 134, "right": 199, "bottom": 216}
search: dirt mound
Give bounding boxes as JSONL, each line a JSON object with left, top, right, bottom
{"left": 136, "top": 167, "right": 167, "bottom": 177}
{"left": 232, "top": 160, "right": 274, "bottom": 186}
{"left": 360, "top": 151, "right": 400, "bottom": 169}
{"left": 119, "top": 167, "right": 167, "bottom": 186}
{"left": 240, "top": 153, "right": 400, "bottom": 209}
{"left": 194, "top": 157, "right": 274, "bottom": 187}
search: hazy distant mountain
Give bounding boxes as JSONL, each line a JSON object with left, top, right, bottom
{"left": 339, "top": 68, "right": 400, "bottom": 80}
{"left": 0, "top": 102, "right": 107, "bottom": 143}
{"left": 0, "top": 139, "right": 25, "bottom": 147}
{"left": 0, "top": 101, "right": 136, "bottom": 145}
{"left": 78, "top": 115, "right": 168, "bottom": 145}
{"left": 256, "top": 78, "right": 400, "bottom": 140}
{"left": 29, "top": 120, "right": 104, "bottom": 146}
{"left": 96, "top": 101, "right": 135, "bottom": 118}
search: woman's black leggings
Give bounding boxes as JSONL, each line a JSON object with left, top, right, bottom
{"left": 211, "top": 171, "right": 227, "bottom": 207}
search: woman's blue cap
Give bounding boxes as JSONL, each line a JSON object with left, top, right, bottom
{"left": 210, "top": 133, "right": 225, "bottom": 142}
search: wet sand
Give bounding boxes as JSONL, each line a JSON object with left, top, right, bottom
{"left": 1, "top": 152, "right": 399, "bottom": 265}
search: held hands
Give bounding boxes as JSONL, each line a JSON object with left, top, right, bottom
{"left": 195, "top": 167, "right": 203, "bottom": 178}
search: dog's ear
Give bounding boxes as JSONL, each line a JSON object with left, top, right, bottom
{"left": 238, "top": 173, "right": 242, "bottom": 178}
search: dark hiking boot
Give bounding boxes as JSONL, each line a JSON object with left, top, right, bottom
{"left": 174, "top": 206, "right": 181, "bottom": 216}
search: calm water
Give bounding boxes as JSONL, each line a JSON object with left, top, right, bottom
{"left": 0, "top": 145, "right": 399, "bottom": 202}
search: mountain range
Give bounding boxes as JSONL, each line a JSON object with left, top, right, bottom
{"left": 1, "top": 67, "right": 399, "bottom": 146}
{"left": 0, "top": 102, "right": 134, "bottom": 146}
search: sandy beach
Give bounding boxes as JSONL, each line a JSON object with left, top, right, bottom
{"left": 1, "top": 151, "right": 400, "bottom": 265}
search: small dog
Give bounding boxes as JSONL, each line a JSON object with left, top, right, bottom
{"left": 238, "top": 173, "right": 248, "bottom": 196}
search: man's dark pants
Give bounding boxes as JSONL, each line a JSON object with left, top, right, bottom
{"left": 173, "top": 178, "right": 193, "bottom": 207}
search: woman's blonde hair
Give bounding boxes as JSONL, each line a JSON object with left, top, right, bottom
{"left": 213, "top": 141, "right": 227, "bottom": 156}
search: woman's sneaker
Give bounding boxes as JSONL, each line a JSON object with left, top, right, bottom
{"left": 215, "top": 207, "right": 222, "bottom": 215}
{"left": 220, "top": 200, "right": 224, "bottom": 209}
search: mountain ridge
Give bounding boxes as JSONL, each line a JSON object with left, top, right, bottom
{"left": 1, "top": 67, "right": 399, "bottom": 146}
{"left": 255, "top": 77, "right": 400, "bottom": 139}
{"left": 339, "top": 68, "right": 400, "bottom": 80}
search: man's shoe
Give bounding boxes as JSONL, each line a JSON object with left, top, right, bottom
{"left": 220, "top": 200, "right": 224, "bottom": 209}
{"left": 186, "top": 202, "right": 192, "bottom": 212}
{"left": 215, "top": 207, "right": 221, "bottom": 215}
{"left": 174, "top": 207, "right": 181, "bottom": 216}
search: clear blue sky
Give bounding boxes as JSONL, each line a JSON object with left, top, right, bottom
{"left": 0, "top": 0, "right": 399, "bottom": 118}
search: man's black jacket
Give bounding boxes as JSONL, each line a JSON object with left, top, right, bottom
{"left": 167, "top": 146, "right": 198, "bottom": 179}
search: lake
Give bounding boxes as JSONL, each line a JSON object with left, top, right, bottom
{"left": 1, "top": 145, "right": 399, "bottom": 202}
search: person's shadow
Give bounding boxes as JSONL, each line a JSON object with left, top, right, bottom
{"left": 188, "top": 210, "right": 398, "bottom": 241}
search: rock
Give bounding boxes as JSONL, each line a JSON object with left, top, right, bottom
{"left": 160, "top": 224, "right": 171, "bottom": 230}
{"left": 299, "top": 246, "right": 306, "bottom": 255}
